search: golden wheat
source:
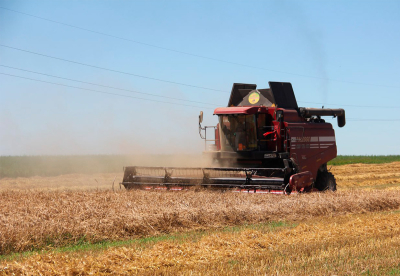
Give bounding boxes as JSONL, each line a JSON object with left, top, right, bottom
{"left": 2, "top": 211, "right": 400, "bottom": 275}
{"left": 1, "top": 188, "right": 400, "bottom": 254}
{"left": 0, "top": 163, "right": 399, "bottom": 274}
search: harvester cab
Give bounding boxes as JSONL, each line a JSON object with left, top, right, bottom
{"left": 122, "top": 82, "right": 345, "bottom": 194}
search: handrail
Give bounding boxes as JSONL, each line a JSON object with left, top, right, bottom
{"left": 199, "top": 125, "right": 217, "bottom": 151}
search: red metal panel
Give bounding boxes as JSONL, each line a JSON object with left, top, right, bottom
{"left": 289, "top": 171, "right": 314, "bottom": 191}
{"left": 214, "top": 106, "right": 259, "bottom": 115}
{"left": 281, "top": 109, "right": 303, "bottom": 122}
{"left": 287, "top": 122, "right": 337, "bottom": 178}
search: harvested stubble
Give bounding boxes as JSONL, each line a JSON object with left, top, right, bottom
{"left": 2, "top": 211, "right": 400, "bottom": 275}
{"left": 331, "top": 161, "right": 400, "bottom": 189}
{"left": 1, "top": 189, "right": 400, "bottom": 255}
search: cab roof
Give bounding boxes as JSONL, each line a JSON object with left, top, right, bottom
{"left": 214, "top": 106, "right": 260, "bottom": 115}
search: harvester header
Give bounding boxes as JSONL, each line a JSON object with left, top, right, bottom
{"left": 122, "top": 81, "right": 345, "bottom": 194}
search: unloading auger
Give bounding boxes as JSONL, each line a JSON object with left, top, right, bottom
{"left": 121, "top": 82, "right": 345, "bottom": 194}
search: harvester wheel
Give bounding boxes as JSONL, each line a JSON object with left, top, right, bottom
{"left": 315, "top": 171, "right": 337, "bottom": 192}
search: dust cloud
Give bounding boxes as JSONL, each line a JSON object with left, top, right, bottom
{"left": 0, "top": 90, "right": 217, "bottom": 169}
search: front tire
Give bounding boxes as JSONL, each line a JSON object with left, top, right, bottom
{"left": 315, "top": 171, "right": 337, "bottom": 191}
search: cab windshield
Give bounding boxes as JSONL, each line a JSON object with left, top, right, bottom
{"left": 218, "top": 114, "right": 257, "bottom": 151}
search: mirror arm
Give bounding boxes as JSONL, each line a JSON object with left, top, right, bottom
{"left": 199, "top": 123, "right": 206, "bottom": 139}
{"left": 198, "top": 111, "right": 206, "bottom": 139}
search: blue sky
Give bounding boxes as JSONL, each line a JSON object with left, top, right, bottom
{"left": 0, "top": 0, "right": 399, "bottom": 155}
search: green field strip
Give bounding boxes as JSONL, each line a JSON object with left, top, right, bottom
{"left": 0, "top": 221, "right": 294, "bottom": 262}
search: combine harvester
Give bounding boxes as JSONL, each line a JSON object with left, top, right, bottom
{"left": 121, "top": 82, "right": 345, "bottom": 194}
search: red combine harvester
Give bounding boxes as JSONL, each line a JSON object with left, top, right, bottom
{"left": 121, "top": 82, "right": 345, "bottom": 194}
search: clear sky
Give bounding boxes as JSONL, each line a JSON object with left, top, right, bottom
{"left": 0, "top": 0, "right": 399, "bottom": 155}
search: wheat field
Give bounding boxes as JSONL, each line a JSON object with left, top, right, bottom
{"left": 1, "top": 188, "right": 400, "bottom": 255}
{"left": 3, "top": 211, "right": 399, "bottom": 275}
{"left": 0, "top": 162, "right": 399, "bottom": 275}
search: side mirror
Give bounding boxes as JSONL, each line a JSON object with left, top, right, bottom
{"left": 199, "top": 111, "right": 203, "bottom": 124}
{"left": 276, "top": 110, "right": 284, "bottom": 123}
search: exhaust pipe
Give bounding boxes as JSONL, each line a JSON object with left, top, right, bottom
{"left": 299, "top": 107, "right": 346, "bottom": 127}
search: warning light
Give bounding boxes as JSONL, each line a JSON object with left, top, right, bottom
{"left": 248, "top": 92, "right": 260, "bottom": 104}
